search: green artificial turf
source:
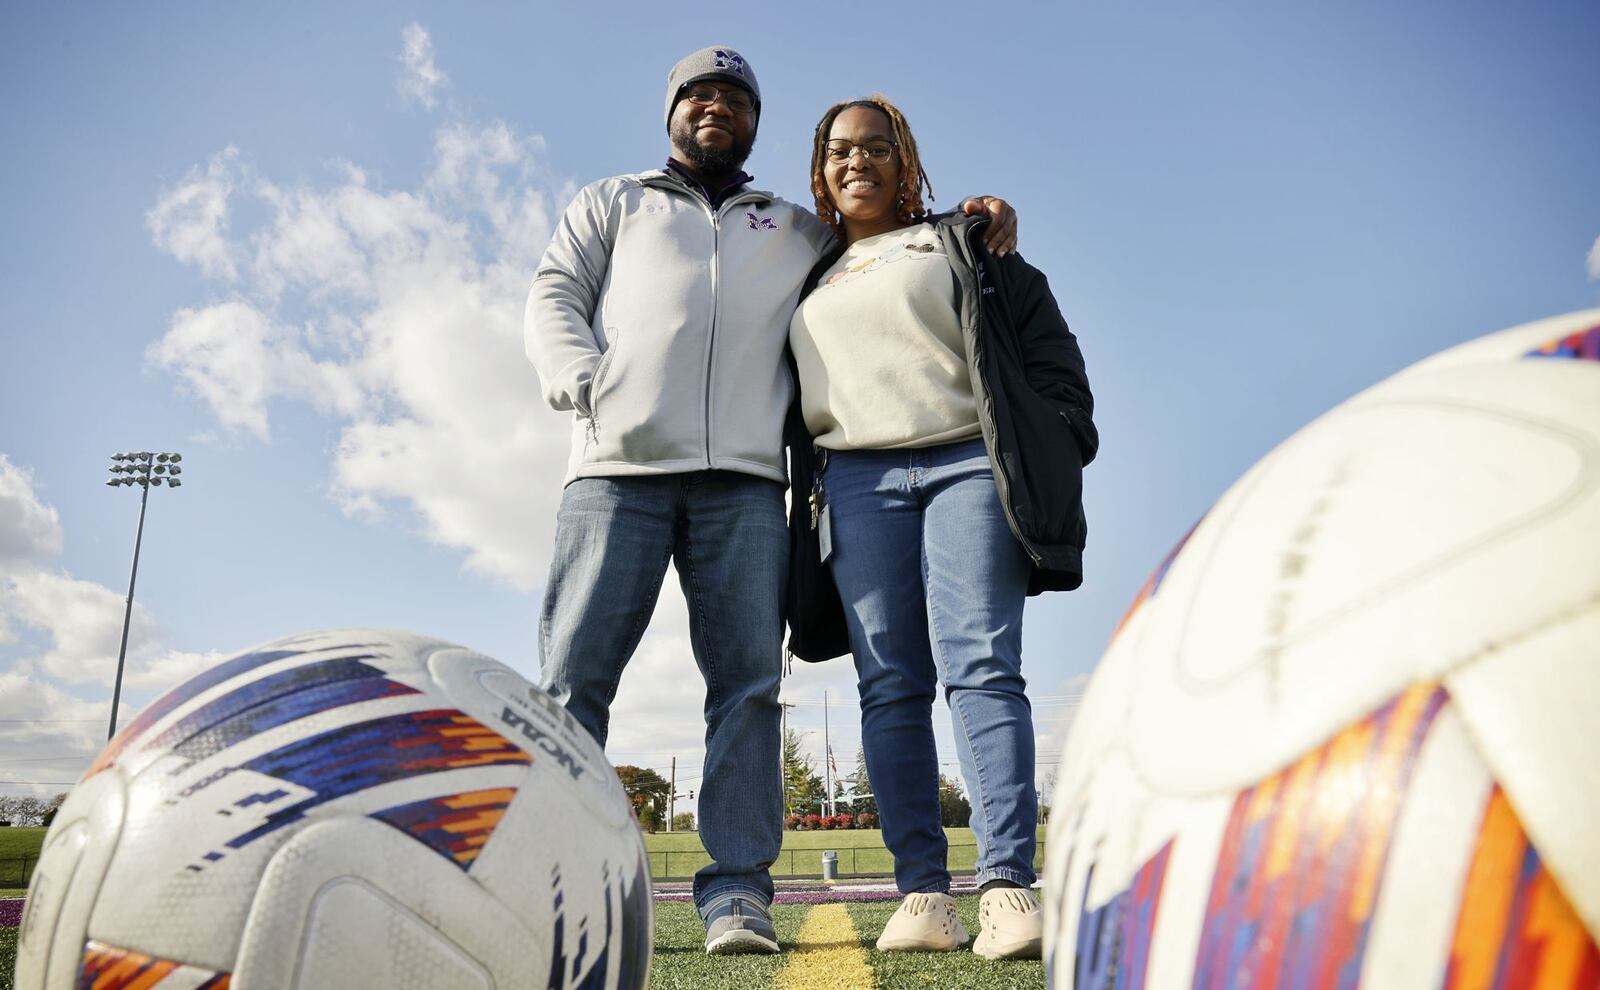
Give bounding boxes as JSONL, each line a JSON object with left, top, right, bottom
{"left": 2, "top": 925, "right": 16, "bottom": 990}
{"left": 646, "top": 900, "right": 804, "bottom": 990}
{"left": 647, "top": 895, "right": 1045, "bottom": 989}
{"left": 847, "top": 896, "right": 1045, "bottom": 990}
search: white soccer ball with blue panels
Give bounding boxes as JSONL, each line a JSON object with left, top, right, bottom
{"left": 15, "top": 629, "right": 651, "bottom": 989}
{"left": 1043, "top": 310, "right": 1600, "bottom": 988}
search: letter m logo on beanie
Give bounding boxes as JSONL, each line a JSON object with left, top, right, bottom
{"left": 713, "top": 50, "right": 746, "bottom": 75}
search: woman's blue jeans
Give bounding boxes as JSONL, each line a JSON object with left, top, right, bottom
{"left": 824, "top": 438, "right": 1038, "bottom": 894}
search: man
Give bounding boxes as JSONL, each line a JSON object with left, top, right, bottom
{"left": 524, "top": 45, "right": 1016, "bottom": 955}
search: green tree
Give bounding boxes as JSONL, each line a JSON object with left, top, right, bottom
{"left": 671, "top": 812, "right": 697, "bottom": 832}
{"left": 614, "top": 765, "right": 670, "bottom": 832}
{"left": 782, "top": 729, "right": 826, "bottom": 815}
{"left": 844, "top": 743, "right": 876, "bottom": 816}
{"left": 937, "top": 774, "right": 971, "bottom": 828}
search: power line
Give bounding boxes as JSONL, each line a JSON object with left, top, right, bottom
{"left": 0, "top": 719, "right": 102, "bottom": 724}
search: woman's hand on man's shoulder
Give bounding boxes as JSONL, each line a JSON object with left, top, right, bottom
{"left": 960, "top": 196, "right": 1018, "bottom": 257}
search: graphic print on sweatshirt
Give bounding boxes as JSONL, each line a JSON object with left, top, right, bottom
{"left": 819, "top": 235, "right": 943, "bottom": 290}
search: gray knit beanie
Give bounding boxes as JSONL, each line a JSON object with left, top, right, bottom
{"left": 664, "top": 46, "right": 760, "bottom": 127}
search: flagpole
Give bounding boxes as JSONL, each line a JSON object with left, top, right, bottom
{"left": 824, "top": 690, "right": 833, "bottom": 817}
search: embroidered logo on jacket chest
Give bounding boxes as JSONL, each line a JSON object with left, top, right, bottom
{"left": 746, "top": 212, "right": 779, "bottom": 230}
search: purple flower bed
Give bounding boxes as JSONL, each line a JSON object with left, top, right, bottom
{"left": 652, "top": 881, "right": 982, "bottom": 905}
{"left": 1, "top": 897, "right": 24, "bottom": 929}
{"left": 654, "top": 888, "right": 907, "bottom": 905}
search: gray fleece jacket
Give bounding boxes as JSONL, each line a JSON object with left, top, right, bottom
{"left": 525, "top": 168, "right": 835, "bottom": 484}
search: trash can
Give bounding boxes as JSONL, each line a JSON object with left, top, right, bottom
{"left": 821, "top": 849, "right": 838, "bottom": 882}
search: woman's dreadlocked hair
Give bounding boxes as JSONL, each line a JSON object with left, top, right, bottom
{"left": 809, "top": 95, "right": 935, "bottom": 238}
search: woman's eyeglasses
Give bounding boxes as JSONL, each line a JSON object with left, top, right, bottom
{"left": 683, "top": 84, "right": 756, "bottom": 114}
{"left": 824, "top": 141, "right": 897, "bottom": 165}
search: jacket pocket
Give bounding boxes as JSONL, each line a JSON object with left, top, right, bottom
{"left": 1057, "top": 405, "right": 1098, "bottom": 464}
{"left": 586, "top": 337, "right": 620, "bottom": 430}
{"left": 1006, "top": 387, "right": 1085, "bottom": 542}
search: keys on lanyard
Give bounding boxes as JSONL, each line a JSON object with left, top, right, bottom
{"left": 808, "top": 448, "right": 828, "bottom": 531}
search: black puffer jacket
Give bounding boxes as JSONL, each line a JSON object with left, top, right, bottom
{"left": 786, "top": 212, "right": 1097, "bottom": 661}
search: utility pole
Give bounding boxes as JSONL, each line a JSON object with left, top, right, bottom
{"left": 668, "top": 757, "right": 676, "bottom": 832}
{"left": 780, "top": 702, "right": 791, "bottom": 815}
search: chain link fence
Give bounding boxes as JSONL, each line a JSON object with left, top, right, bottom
{"left": 1, "top": 855, "right": 37, "bottom": 889}
{"left": 649, "top": 841, "right": 1046, "bottom": 881}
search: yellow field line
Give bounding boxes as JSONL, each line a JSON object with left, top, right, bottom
{"left": 775, "top": 903, "right": 876, "bottom": 990}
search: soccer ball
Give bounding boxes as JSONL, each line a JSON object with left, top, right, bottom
{"left": 15, "top": 630, "right": 652, "bottom": 989}
{"left": 1043, "top": 310, "right": 1600, "bottom": 987}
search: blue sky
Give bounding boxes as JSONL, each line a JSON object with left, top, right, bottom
{"left": 2, "top": 1, "right": 1597, "bottom": 802}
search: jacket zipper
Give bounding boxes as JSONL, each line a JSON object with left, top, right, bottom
{"left": 702, "top": 191, "right": 763, "bottom": 468}
{"left": 704, "top": 201, "right": 721, "bottom": 468}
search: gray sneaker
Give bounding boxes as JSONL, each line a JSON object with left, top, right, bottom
{"left": 702, "top": 894, "right": 780, "bottom": 955}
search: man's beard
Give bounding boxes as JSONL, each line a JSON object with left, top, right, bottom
{"left": 671, "top": 118, "right": 756, "bottom": 179}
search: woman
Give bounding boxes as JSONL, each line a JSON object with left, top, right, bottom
{"left": 787, "top": 96, "right": 1097, "bottom": 959}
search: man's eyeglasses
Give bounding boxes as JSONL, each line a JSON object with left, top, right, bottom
{"left": 824, "top": 140, "right": 898, "bottom": 166}
{"left": 683, "top": 84, "right": 756, "bottom": 114}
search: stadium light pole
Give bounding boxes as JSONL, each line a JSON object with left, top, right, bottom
{"left": 104, "top": 451, "right": 184, "bottom": 741}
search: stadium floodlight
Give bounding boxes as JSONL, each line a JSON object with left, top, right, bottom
{"left": 104, "top": 450, "right": 186, "bottom": 741}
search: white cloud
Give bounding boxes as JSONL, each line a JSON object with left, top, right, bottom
{"left": 1588, "top": 235, "right": 1600, "bottom": 280}
{"left": 149, "top": 300, "right": 361, "bottom": 442}
{"left": 2, "top": 570, "right": 155, "bottom": 685}
{"left": 148, "top": 116, "right": 567, "bottom": 588}
{"left": 0, "top": 454, "right": 63, "bottom": 568}
{"left": 146, "top": 146, "right": 241, "bottom": 281}
{"left": 398, "top": 23, "right": 447, "bottom": 110}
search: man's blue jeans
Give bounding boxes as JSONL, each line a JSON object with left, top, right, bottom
{"left": 824, "top": 439, "right": 1038, "bottom": 894}
{"left": 539, "top": 472, "right": 786, "bottom": 910}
